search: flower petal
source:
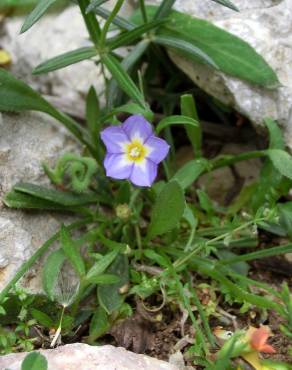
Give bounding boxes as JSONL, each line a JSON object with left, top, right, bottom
{"left": 145, "top": 135, "right": 170, "bottom": 164}
{"left": 130, "top": 159, "right": 157, "bottom": 187}
{"left": 100, "top": 126, "right": 129, "bottom": 154}
{"left": 122, "top": 115, "right": 153, "bottom": 143}
{"left": 104, "top": 153, "right": 133, "bottom": 180}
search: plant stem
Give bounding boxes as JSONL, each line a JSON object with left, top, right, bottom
{"left": 78, "top": 0, "right": 101, "bottom": 47}
{"left": 100, "top": 0, "right": 125, "bottom": 48}
{"left": 173, "top": 218, "right": 265, "bottom": 270}
{"left": 139, "top": 0, "right": 148, "bottom": 23}
{"left": 211, "top": 150, "right": 265, "bottom": 170}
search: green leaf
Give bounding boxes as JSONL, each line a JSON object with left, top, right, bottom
{"left": 181, "top": 94, "right": 202, "bottom": 157}
{"left": 3, "top": 190, "right": 73, "bottom": 211}
{"left": 107, "top": 20, "right": 165, "bottom": 50}
{"left": 101, "top": 53, "right": 146, "bottom": 108}
{"left": 60, "top": 225, "right": 86, "bottom": 277}
{"left": 33, "top": 47, "right": 97, "bottom": 75}
{"left": 265, "top": 117, "right": 285, "bottom": 150}
{"left": 132, "top": 6, "right": 279, "bottom": 88}
{"left": 267, "top": 149, "right": 292, "bottom": 181}
{"left": 103, "top": 102, "right": 153, "bottom": 122}
{"left": 0, "top": 69, "right": 87, "bottom": 144}
{"left": 98, "top": 254, "right": 129, "bottom": 314}
{"left": 0, "top": 0, "right": 38, "bottom": 7}
{"left": 156, "top": 115, "right": 199, "bottom": 134}
{"left": 147, "top": 180, "right": 185, "bottom": 240}
{"left": 90, "top": 6, "right": 135, "bottom": 31}
{"left": 86, "top": 274, "right": 120, "bottom": 285}
{"left": 154, "top": 35, "right": 218, "bottom": 69}
{"left": 172, "top": 159, "right": 209, "bottom": 189}
{"left": 86, "top": 0, "right": 109, "bottom": 13}
{"left": 89, "top": 306, "right": 109, "bottom": 342}
{"left": 21, "top": 0, "right": 58, "bottom": 33}
{"left": 211, "top": 0, "right": 239, "bottom": 12}
{"left": 86, "top": 86, "right": 100, "bottom": 139}
{"left": 13, "top": 182, "right": 99, "bottom": 206}
{"left": 154, "top": 0, "right": 176, "bottom": 19}
{"left": 30, "top": 308, "right": 54, "bottom": 328}
{"left": 278, "top": 202, "right": 292, "bottom": 239}
{"left": 21, "top": 352, "right": 48, "bottom": 370}
{"left": 42, "top": 249, "right": 66, "bottom": 300}
{"left": 86, "top": 249, "right": 119, "bottom": 280}
{"left": 0, "top": 68, "right": 54, "bottom": 113}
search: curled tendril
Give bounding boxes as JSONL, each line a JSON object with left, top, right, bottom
{"left": 43, "top": 153, "right": 98, "bottom": 193}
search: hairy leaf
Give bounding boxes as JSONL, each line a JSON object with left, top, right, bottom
{"left": 148, "top": 180, "right": 185, "bottom": 239}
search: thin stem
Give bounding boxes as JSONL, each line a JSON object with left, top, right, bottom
{"left": 173, "top": 218, "right": 265, "bottom": 270}
{"left": 135, "top": 224, "right": 143, "bottom": 257}
{"left": 78, "top": 0, "right": 101, "bottom": 47}
{"left": 211, "top": 150, "right": 266, "bottom": 171}
{"left": 100, "top": 0, "right": 125, "bottom": 48}
{"left": 139, "top": 0, "right": 148, "bottom": 23}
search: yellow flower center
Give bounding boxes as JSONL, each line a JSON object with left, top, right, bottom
{"left": 126, "top": 140, "right": 147, "bottom": 162}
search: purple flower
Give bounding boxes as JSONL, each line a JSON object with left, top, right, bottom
{"left": 100, "top": 115, "right": 170, "bottom": 187}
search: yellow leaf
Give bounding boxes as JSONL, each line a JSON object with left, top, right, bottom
{"left": 242, "top": 351, "right": 263, "bottom": 370}
{"left": 0, "top": 49, "right": 11, "bottom": 66}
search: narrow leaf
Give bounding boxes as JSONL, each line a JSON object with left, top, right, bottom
{"left": 154, "top": 35, "right": 218, "bottom": 69}
{"left": 147, "top": 180, "right": 185, "bottom": 239}
{"left": 154, "top": 0, "right": 176, "bottom": 19}
{"left": 91, "top": 6, "right": 135, "bottom": 31}
{"left": 0, "top": 69, "right": 87, "bottom": 144}
{"left": 13, "top": 182, "right": 99, "bottom": 206}
{"left": 4, "top": 190, "right": 71, "bottom": 211}
{"left": 33, "top": 47, "right": 97, "bottom": 75}
{"left": 86, "top": 274, "right": 120, "bottom": 285}
{"left": 86, "top": 249, "right": 119, "bottom": 280}
{"left": 211, "top": 0, "right": 239, "bottom": 12}
{"left": 156, "top": 115, "right": 199, "bottom": 134}
{"left": 86, "top": 0, "right": 109, "bottom": 13}
{"left": 181, "top": 94, "right": 202, "bottom": 157}
{"left": 102, "top": 53, "right": 146, "bottom": 108}
{"left": 21, "top": 0, "right": 58, "bottom": 33}
{"left": 86, "top": 86, "right": 100, "bottom": 142}
{"left": 61, "top": 225, "right": 86, "bottom": 277}
{"left": 108, "top": 20, "right": 165, "bottom": 50}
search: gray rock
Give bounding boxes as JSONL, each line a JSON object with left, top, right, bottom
{"left": 0, "top": 112, "right": 77, "bottom": 292}
{"left": 148, "top": 0, "right": 292, "bottom": 148}
{"left": 0, "top": 343, "right": 180, "bottom": 370}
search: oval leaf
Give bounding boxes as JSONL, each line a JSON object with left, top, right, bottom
{"left": 147, "top": 180, "right": 185, "bottom": 240}
{"left": 42, "top": 249, "right": 66, "bottom": 300}
{"left": 267, "top": 149, "right": 292, "bottom": 180}
{"left": 21, "top": 352, "right": 48, "bottom": 370}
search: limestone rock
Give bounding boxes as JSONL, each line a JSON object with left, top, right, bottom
{"left": 0, "top": 112, "right": 77, "bottom": 292}
{"left": 147, "top": 0, "right": 292, "bottom": 148}
{"left": 0, "top": 343, "right": 180, "bottom": 370}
